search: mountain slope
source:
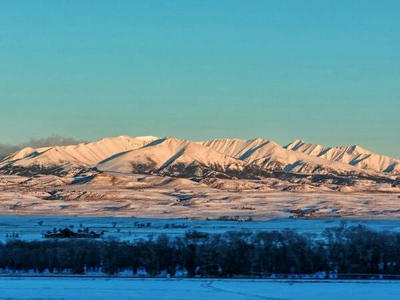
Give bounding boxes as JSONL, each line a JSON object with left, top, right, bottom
{"left": 201, "top": 138, "right": 369, "bottom": 176}
{"left": 0, "top": 136, "right": 158, "bottom": 175}
{"left": 97, "top": 137, "right": 244, "bottom": 178}
{"left": 200, "top": 138, "right": 273, "bottom": 159}
{"left": 286, "top": 140, "right": 400, "bottom": 174}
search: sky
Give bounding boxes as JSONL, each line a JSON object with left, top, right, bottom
{"left": 0, "top": 0, "right": 399, "bottom": 157}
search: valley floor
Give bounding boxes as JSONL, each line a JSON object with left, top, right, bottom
{"left": 0, "top": 277, "right": 399, "bottom": 300}
{"left": 1, "top": 173, "right": 400, "bottom": 219}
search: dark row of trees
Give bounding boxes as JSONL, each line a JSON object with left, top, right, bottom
{"left": 2, "top": 225, "right": 400, "bottom": 277}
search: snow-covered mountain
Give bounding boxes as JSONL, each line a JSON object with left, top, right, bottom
{"left": 0, "top": 135, "right": 398, "bottom": 180}
{"left": 98, "top": 137, "right": 244, "bottom": 178}
{"left": 201, "top": 138, "right": 365, "bottom": 175}
{"left": 0, "top": 136, "right": 158, "bottom": 175}
{"left": 285, "top": 140, "right": 400, "bottom": 174}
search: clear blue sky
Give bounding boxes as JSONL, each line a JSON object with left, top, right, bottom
{"left": 0, "top": 0, "right": 399, "bottom": 157}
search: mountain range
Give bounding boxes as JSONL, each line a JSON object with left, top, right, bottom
{"left": 0, "top": 135, "right": 399, "bottom": 183}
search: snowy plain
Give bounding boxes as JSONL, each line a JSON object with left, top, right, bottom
{"left": 0, "top": 277, "right": 399, "bottom": 300}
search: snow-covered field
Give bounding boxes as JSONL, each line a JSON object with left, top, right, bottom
{"left": 0, "top": 277, "right": 398, "bottom": 300}
{"left": 1, "top": 172, "right": 400, "bottom": 219}
{"left": 2, "top": 215, "right": 400, "bottom": 242}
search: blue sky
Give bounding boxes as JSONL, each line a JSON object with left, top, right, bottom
{"left": 0, "top": 0, "right": 399, "bottom": 157}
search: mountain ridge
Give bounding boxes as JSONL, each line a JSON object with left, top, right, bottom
{"left": 0, "top": 135, "right": 398, "bottom": 180}
{"left": 285, "top": 140, "right": 400, "bottom": 174}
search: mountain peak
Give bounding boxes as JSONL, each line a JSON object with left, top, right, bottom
{"left": 347, "top": 144, "right": 369, "bottom": 154}
{"left": 285, "top": 139, "right": 305, "bottom": 149}
{"left": 134, "top": 135, "right": 159, "bottom": 141}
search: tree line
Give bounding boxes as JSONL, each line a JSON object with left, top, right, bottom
{"left": 1, "top": 225, "right": 400, "bottom": 277}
